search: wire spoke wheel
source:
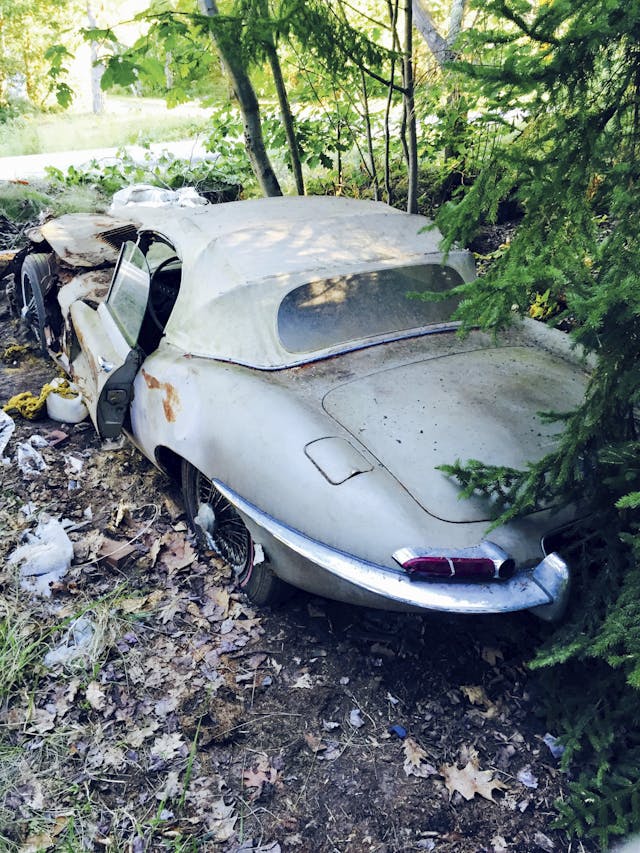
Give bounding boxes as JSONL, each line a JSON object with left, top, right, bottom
{"left": 192, "top": 467, "right": 252, "bottom": 573}
{"left": 181, "top": 459, "right": 291, "bottom": 606}
{"left": 20, "top": 253, "right": 53, "bottom": 354}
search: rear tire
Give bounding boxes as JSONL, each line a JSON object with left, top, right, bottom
{"left": 181, "top": 460, "right": 290, "bottom": 606}
{"left": 20, "top": 253, "right": 53, "bottom": 354}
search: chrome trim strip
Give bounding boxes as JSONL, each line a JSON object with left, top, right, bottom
{"left": 183, "top": 323, "right": 462, "bottom": 372}
{"left": 213, "top": 479, "right": 570, "bottom": 617}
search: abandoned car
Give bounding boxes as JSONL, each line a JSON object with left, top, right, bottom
{"left": 12, "top": 196, "right": 588, "bottom": 620}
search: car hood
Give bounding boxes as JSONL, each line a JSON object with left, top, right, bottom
{"left": 322, "top": 345, "right": 587, "bottom": 522}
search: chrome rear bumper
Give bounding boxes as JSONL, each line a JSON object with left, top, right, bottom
{"left": 214, "top": 480, "right": 570, "bottom": 621}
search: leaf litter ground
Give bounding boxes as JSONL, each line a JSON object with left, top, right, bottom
{"left": 0, "top": 301, "right": 597, "bottom": 853}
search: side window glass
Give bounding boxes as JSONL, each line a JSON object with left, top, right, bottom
{"left": 146, "top": 240, "right": 177, "bottom": 271}
{"left": 106, "top": 242, "right": 150, "bottom": 347}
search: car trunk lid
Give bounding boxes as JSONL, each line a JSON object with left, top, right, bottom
{"left": 322, "top": 345, "right": 587, "bottom": 522}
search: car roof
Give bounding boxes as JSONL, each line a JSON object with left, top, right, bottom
{"left": 122, "top": 196, "right": 475, "bottom": 369}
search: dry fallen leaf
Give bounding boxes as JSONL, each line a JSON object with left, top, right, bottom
{"left": 533, "top": 832, "right": 555, "bottom": 852}
{"left": 151, "top": 732, "right": 185, "bottom": 760}
{"left": 292, "top": 672, "right": 314, "bottom": 689}
{"left": 482, "top": 646, "right": 504, "bottom": 666}
{"left": 159, "top": 595, "right": 185, "bottom": 624}
{"left": 20, "top": 832, "right": 54, "bottom": 853}
{"left": 349, "top": 708, "right": 365, "bottom": 729}
{"left": 243, "top": 753, "right": 279, "bottom": 797}
{"left": 126, "top": 722, "right": 160, "bottom": 747}
{"left": 85, "top": 681, "right": 106, "bottom": 711}
{"left": 304, "top": 732, "right": 326, "bottom": 753}
{"left": 148, "top": 538, "right": 162, "bottom": 567}
{"left": 206, "top": 797, "right": 237, "bottom": 842}
{"left": 403, "top": 737, "right": 437, "bottom": 779}
{"left": 159, "top": 532, "right": 197, "bottom": 573}
{"left": 117, "top": 596, "right": 148, "bottom": 614}
{"left": 114, "top": 498, "right": 131, "bottom": 527}
{"left": 441, "top": 760, "right": 508, "bottom": 802}
{"left": 102, "top": 746, "right": 126, "bottom": 769}
{"left": 27, "top": 708, "right": 56, "bottom": 734}
{"left": 156, "top": 770, "right": 182, "bottom": 801}
{"left": 460, "top": 684, "right": 499, "bottom": 719}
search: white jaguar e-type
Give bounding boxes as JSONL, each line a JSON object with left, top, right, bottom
{"left": 15, "top": 196, "right": 588, "bottom": 620}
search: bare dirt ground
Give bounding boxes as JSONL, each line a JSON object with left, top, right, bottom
{"left": 0, "top": 277, "right": 597, "bottom": 853}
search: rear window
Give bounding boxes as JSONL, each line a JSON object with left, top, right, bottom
{"left": 278, "top": 263, "right": 463, "bottom": 353}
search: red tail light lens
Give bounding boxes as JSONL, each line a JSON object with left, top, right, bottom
{"left": 393, "top": 544, "right": 515, "bottom": 581}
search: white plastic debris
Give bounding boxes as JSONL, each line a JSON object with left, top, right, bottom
{"left": 349, "top": 708, "right": 365, "bottom": 729}
{"left": 0, "top": 409, "right": 15, "bottom": 458}
{"left": 19, "top": 502, "right": 37, "bottom": 519}
{"left": 194, "top": 502, "right": 217, "bottom": 550}
{"left": 517, "top": 766, "right": 539, "bottom": 789}
{"left": 110, "top": 183, "right": 208, "bottom": 210}
{"left": 9, "top": 516, "right": 74, "bottom": 597}
{"left": 64, "top": 454, "right": 84, "bottom": 476}
{"left": 543, "top": 732, "right": 565, "bottom": 759}
{"left": 44, "top": 616, "right": 95, "bottom": 668}
{"left": 17, "top": 439, "right": 48, "bottom": 479}
{"left": 46, "top": 388, "right": 88, "bottom": 423}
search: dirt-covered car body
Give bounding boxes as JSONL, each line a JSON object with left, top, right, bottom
{"left": 17, "top": 196, "right": 588, "bottom": 620}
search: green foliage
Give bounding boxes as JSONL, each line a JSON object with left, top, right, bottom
{"left": 435, "top": 0, "right": 640, "bottom": 672}
{"left": 44, "top": 44, "right": 75, "bottom": 108}
{"left": 86, "top": 2, "right": 223, "bottom": 104}
{"left": 0, "top": 184, "right": 59, "bottom": 223}
{"left": 0, "top": 0, "right": 78, "bottom": 107}
{"left": 431, "top": 0, "right": 640, "bottom": 844}
{"left": 536, "top": 661, "right": 640, "bottom": 848}
{"left": 45, "top": 144, "right": 244, "bottom": 201}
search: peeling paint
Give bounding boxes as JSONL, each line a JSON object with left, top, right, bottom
{"left": 141, "top": 369, "right": 181, "bottom": 423}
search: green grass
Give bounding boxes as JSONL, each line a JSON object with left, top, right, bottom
{"left": 0, "top": 609, "right": 48, "bottom": 700}
{"left": 0, "top": 182, "right": 108, "bottom": 224}
{"left": 0, "top": 96, "right": 214, "bottom": 158}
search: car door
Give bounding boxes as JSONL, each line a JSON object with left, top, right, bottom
{"left": 69, "top": 241, "right": 149, "bottom": 439}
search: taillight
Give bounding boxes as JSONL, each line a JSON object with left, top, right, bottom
{"left": 393, "top": 544, "right": 515, "bottom": 581}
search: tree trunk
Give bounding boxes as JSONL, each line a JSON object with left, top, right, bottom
{"left": 361, "top": 69, "right": 379, "bottom": 200}
{"left": 412, "top": 0, "right": 449, "bottom": 67}
{"left": 198, "top": 0, "right": 282, "bottom": 197}
{"left": 265, "top": 42, "right": 305, "bottom": 195}
{"left": 404, "top": 0, "right": 418, "bottom": 213}
{"left": 384, "top": 0, "right": 400, "bottom": 204}
{"left": 87, "top": 3, "right": 104, "bottom": 115}
{"left": 412, "top": 0, "right": 467, "bottom": 66}
{"left": 447, "top": 0, "right": 466, "bottom": 49}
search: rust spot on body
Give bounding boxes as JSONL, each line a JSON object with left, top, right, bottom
{"left": 141, "top": 369, "right": 181, "bottom": 423}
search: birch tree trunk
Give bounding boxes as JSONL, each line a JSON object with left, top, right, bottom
{"left": 198, "top": 0, "right": 282, "bottom": 197}
{"left": 412, "top": 0, "right": 467, "bottom": 66}
{"left": 87, "top": 3, "right": 104, "bottom": 115}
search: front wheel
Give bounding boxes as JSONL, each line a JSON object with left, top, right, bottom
{"left": 181, "top": 460, "right": 290, "bottom": 606}
{"left": 21, "top": 253, "right": 54, "bottom": 354}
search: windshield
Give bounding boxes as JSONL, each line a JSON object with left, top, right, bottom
{"left": 106, "top": 242, "right": 150, "bottom": 348}
{"left": 277, "top": 263, "right": 463, "bottom": 353}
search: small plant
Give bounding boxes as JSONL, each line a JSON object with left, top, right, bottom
{"left": 0, "top": 609, "right": 49, "bottom": 702}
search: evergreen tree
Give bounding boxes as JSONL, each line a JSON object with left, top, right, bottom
{"left": 433, "top": 2, "right": 640, "bottom": 841}
{"left": 436, "top": 0, "right": 640, "bottom": 679}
